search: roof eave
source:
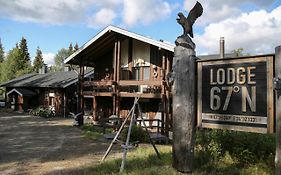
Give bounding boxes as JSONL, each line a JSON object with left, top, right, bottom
{"left": 64, "top": 25, "right": 175, "bottom": 65}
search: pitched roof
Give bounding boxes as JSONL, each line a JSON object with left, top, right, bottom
{"left": 0, "top": 70, "right": 94, "bottom": 88}
{"left": 64, "top": 25, "right": 175, "bottom": 65}
{"left": 7, "top": 88, "right": 37, "bottom": 96}
{"left": 197, "top": 53, "right": 237, "bottom": 60}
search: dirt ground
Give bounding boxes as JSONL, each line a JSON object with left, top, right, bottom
{"left": 0, "top": 111, "right": 119, "bottom": 175}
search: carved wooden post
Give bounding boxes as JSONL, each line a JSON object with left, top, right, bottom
{"left": 172, "top": 2, "right": 203, "bottom": 173}
{"left": 172, "top": 40, "right": 196, "bottom": 173}
{"left": 275, "top": 45, "right": 281, "bottom": 175}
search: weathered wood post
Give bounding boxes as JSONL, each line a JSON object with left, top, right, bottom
{"left": 275, "top": 45, "right": 281, "bottom": 175}
{"left": 171, "top": 2, "right": 203, "bottom": 173}
{"left": 172, "top": 39, "right": 196, "bottom": 172}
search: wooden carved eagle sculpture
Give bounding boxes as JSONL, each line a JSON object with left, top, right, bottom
{"left": 177, "top": 1, "right": 203, "bottom": 38}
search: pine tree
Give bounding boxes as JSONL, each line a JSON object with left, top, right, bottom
{"left": 18, "top": 37, "right": 32, "bottom": 73}
{"left": 68, "top": 43, "right": 73, "bottom": 55}
{"left": 0, "top": 38, "right": 4, "bottom": 63}
{"left": 19, "top": 37, "right": 30, "bottom": 63}
{"left": 33, "top": 46, "right": 44, "bottom": 73}
{"left": 74, "top": 43, "right": 79, "bottom": 51}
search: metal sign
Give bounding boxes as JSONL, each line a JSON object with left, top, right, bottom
{"left": 197, "top": 56, "right": 274, "bottom": 133}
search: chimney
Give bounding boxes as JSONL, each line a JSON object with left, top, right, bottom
{"left": 220, "top": 37, "right": 225, "bottom": 58}
{"left": 64, "top": 66, "right": 71, "bottom": 72}
{"left": 39, "top": 64, "right": 48, "bottom": 74}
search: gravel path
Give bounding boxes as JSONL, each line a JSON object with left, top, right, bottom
{"left": 0, "top": 112, "right": 116, "bottom": 175}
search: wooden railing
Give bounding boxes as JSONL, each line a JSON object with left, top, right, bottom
{"left": 82, "top": 80, "right": 166, "bottom": 98}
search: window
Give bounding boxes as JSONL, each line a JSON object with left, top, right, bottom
{"left": 143, "top": 66, "right": 150, "bottom": 80}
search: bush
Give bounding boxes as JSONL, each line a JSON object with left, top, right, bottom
{"left": 120, "top": 125, "right": 148, "bottom": 143}
{"left": 31, "top": 106, "right": 55, "bottom": 118}
{"left": 195, "top": 129, "right": 275, "bottom": 164}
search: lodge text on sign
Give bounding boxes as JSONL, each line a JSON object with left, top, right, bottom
{"left": 209, "top": 66, "right": 256, "bottom": 112}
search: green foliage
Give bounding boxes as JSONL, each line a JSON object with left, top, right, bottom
{"left": 90, "top": 146, "right": 174, "bottom": 175}
{"left": 195, "top": 129, "right": 275, "bottom": 165}
{"left": 81, "top": 125, "right": 106, "bottom": 140}
{"left": 33, "top": 46, "right": 44, "bottom": 73}
{"left": 0, "top": 37, "right": 32, "bottom": 83}
{"left": 31, "top": 106, "right": 55, "bottom": 118}
{"left": 232, "top": 48, "right": 244, "bottom": 57}
{"left": 78, "top": 127, "right": 274, "bottom": 174}
{"left": 18, "top": 37, "right": 32, "bottom": 73}
{"left": 53, "top": 48, "right": 70, "bottom": 72}
{"left": 0, "top": 47, "right": 21, "bottom": 82}
{"left": 0, "top": 38, "right": 4, "bottom": 63}
{"left": 120, "top": 125, "right": 148, "bottom": 143}
{"left": 68, "top": 43, "right": 73, "bottom": 55}
{"left": 74, "top": 43, "right": 79, "bottom": 51}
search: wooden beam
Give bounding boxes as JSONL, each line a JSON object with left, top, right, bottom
{"left": 167, "top": 53, "right": 171, "bottom": 74}
{"left": 83, "top": 91, "right": 114, "bottom": 97}
{"left": 150, "top": 63, "right": 154, "bottom": 81}
{"left": 119, "top": 80, "right": 162, "bottom": 86}
{"left": 93, "top": 96, "right": 97, "bottom": 120}
{"left": 113, "top": 40, "right": 118, "bottom": 115}
{"left": 140, "top": 66, "right": 144, "bottom": 80}
{"left": 119, "top": 92, "right": 162, "bottom": 99}
{"left": 117, "top": 40, "right": 121, "bottom": 82}
{"left": 113, "top": 41, "right": 117, "bottom": 82}
{"left": 83, "top": 80, "right": 116, "bottom": 86}
{"left": 128, "top": 38, "right": 133, "bottom": 79}
{"left": 275, "top": 45, "right": 281, "bottom": 175}
{"left": 77, "top": 63, "right": 85, "bottom": 126}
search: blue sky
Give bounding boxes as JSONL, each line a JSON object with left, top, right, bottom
{"left": 0, "top": 0, "right": 280, "bottom": 65}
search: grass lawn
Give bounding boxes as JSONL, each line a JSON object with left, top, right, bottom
{"left": 80, "top": 125, "right": 275, "bottom": 175}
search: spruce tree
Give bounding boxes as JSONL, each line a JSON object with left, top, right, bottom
{"left": 0, "top": 38, "right": 4, "bottom": 63}
{"left": 68, "top": 43, "right": 73, "bottom": 55}
{"left": 74, "top": 43, "right": 79, "bottom": 51}
{"left": 33, "top": 46, "right": 44, "bottom": 73}
{"left": 18, "top": 37, "right": 32, "bottom": 73}
{"left": 19, "top": 37, "right": 30, "bottom": 63}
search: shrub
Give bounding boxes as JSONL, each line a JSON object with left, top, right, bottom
{"left": 120, "top": 125, "right": 148, "bottom": 143}
{"left": 195, "top": 129, "right": 275, "bottom": 164}
{"left": 31, "top": 106, "right": 55, "bottom": 118}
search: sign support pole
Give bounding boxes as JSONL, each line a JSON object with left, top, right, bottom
{"left": 275, "top": 45, "right": 281, "bottom": 175}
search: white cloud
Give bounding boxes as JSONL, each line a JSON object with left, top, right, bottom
{"left": 122, "top": 0, "right": 173, "bottom": 26}
{"left": 0, "top": 0, "right": 174, "bottom": 28}
{"left": 87, "top": 8, "right": 117, "bottom": 28}
{"left": 42, "top": 53, "right": 55, "bottom": 66}
{"left": 194, "top": 6, "right": 281, "bottom": 55}
{"left": 0, "top": 0, "right": 86, "bottom": 25}
{"left": 183, "top": 0, "right": 275, "bottom": 25}
{"left": 0, "top": 0, "right": 122, "bottom": 26}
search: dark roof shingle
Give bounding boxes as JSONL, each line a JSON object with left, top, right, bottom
{"left": 0, "top": 70, "right": 94, "bottom": 88}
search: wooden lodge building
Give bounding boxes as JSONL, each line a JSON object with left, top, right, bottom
{"left": 65, "top": 25, "right": 174, "bottom": 133}
{"left": 0, "top": 68, "right": 94, "bottom": 115}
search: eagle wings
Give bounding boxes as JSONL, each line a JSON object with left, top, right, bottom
{"left": 177, "top": 1, "right": 203, "bottom": 38}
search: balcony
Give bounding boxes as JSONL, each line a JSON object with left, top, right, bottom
{"left": 82, "top": 80, "right": 164, "bottom": 98}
